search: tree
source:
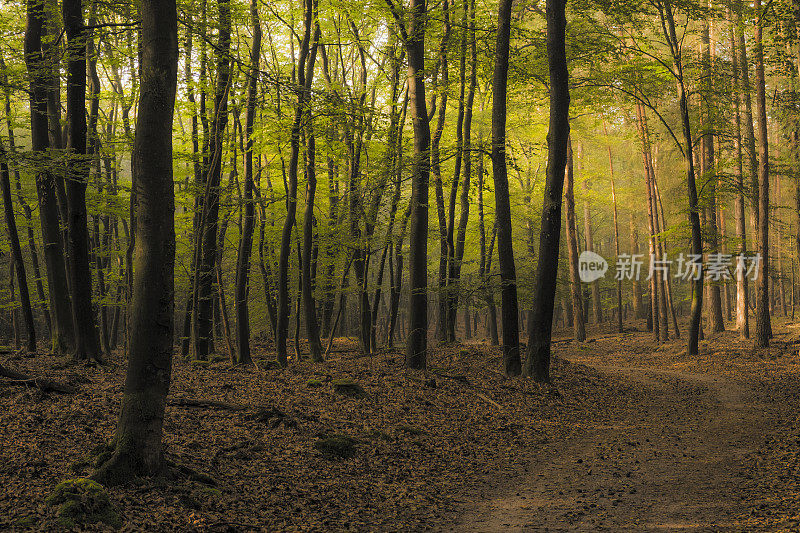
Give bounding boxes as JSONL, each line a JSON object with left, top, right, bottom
{"left": 234, "top": 0, "right": 261, "bottom": 365}
{"left": 0, "top": 142, "right": 36, "bottom": 351}
{"left": 63, "top": 0, "right": 102, "bottom": 361}
{"left": 94, "top": 0, "right": 178, "bottom": 483}
{"left": 525, "top": 0, "right": 569, "bottom": 382}
{"left": 753, "top": 0, "right": 772, "bottom": 347}
{"left": 386, "top": 0, "right": 431, "bottom": 369}
{"left": 491, "top": 0, "right": 521, "bottom": 376}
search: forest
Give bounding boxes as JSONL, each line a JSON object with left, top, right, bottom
{"left": 2, "top": 0, "right": 800, "bottom": 529}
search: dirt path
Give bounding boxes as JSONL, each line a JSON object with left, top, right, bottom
{"left": 454, "top": 361, "right": 775, "bottom": 532}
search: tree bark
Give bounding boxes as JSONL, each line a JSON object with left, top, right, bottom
{"left": 25, "top": 0, "right": 75, "bottom": 354}
{"left": 491, "top": 0, "right": 521, "bottom": 375}
{"left": 234, "top": 0, "right": 261, "bottom": 365}
{"left": 565, "top": 137, "right": 586, "bottom": 343}
{"left": 93, "top": 0, "right": 177, "bottom": 483}
{"left": 753, "top": 0, "right": 771, "bottom": 347}
{"left": 0, "top": 143, "right": 36, "bottom": 351}
{"left": 524, "top": 0, "right": 569, "bottom": 382}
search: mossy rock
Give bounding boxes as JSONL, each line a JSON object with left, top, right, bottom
{"left": 46, "top": 478, "right": 122, "bottom": 530}
{"left": 306, "top": 379, "right": 323, "bottom": 388}
{"left": 331, "top": 379, "right": 366, "bottom": 398}
{"left": 190, "top": 359, "right": 211, "bottom": 368}
{"left": 314, "top": 434, "right": 359, "bottom": 459}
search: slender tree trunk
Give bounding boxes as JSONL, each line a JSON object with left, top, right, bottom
{"left": 234, "top": 0, "right": 261, "bottom": 365}
{"left": 63, "top": 0, "right": 102, "bottom": 361}
{"left": 0, "top": 55, "right": 50, "bottom": 334}
{"left": 605, "top": 129, "right": 623, "bottom": 334}
{"left": 524, "top": 0, "right": 569, "bottom": 382}
{"left": 579, "top": 145, "right": 602, "bottom": 324}
{"left": 25, "top": 0, "right": 75, "bottom": 354}
{"left": 565, "top": 137, "right": 586, "bottom": 343}
{"left": 390, "top": 0, "right": 431, "bottom": 369}
{"left": 753, "top": 0, "right": 771, "bottom": 346}
{"left": 661, "top": 0, "right": 703, "bottom": 355}
{"left": 301, "top": 10, "right": 322, "bottom": 362}
{"left": 491, "top": 0, "right": 521, "bottom": 375}
{"left": 449, "top": 0, "right": 477, "bottom": 343}
{"left": 629, "top": 213, "right": 644, "bottom": 319}
{"left": 0, "top": 143, "right": 36, "bottom": 351}
{"left": 431, "top": 0, "right": 450, "bottom": 343}
{"left": 191, "top": 0, "right": 231, "bottom": 360}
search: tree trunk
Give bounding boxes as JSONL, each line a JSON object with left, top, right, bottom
{"left": 753, "top": 0, "right": 771, "bottom": 347}
{"left": 449, "top": 0, "right": 477, "bottom": 343}
{"left": 301, "top": 10, "right": 322, "bottom": 363}
{"left": 93, "top": 0, "right": 177, "bottom": 483}
{"left": 491, "top": 0, "right": 521, "bottom": 375}
{"left": 605, "top": 128, "right": 623, "bottom": 334}
{"left": 0, "top": 143, "right": 36, "bottom": 351}
{"left": 25, "top": 0, "right": 75, "bottom": 354}
{"left": 234, "top": 0, "right": 261, "bottom": 365}
{"left": 524, "top": 0, "right": 569, "bottom": 382}
{"left": 661, "top": 0, "right": 703, "bottom": 355}
{"left": 565, "top": 137, "right": 586, "bottom": 343}
{"left": 629, "top": 213, "right": 644, "bottom": 319}
{"left": 393, "top": 0, "right": 431, "bottom": 370}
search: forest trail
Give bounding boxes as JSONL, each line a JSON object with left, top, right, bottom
{"left": 455, "top": 355, "right": 775, "bottom": 532}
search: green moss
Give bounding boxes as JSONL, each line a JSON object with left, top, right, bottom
{"left": 46, "top": 478, "right": 122, "bottom": 530}
{"left": 306, "top": 379, "right": 323, "bottom": 388}
{"left": 331, "top": 379, "right": 366, "bottom": 398}
{"left": 314, "top": 434, "right": 359, "bottom": 459}
{"left": 191, "top": 359, "right": 211, "bottom": 368}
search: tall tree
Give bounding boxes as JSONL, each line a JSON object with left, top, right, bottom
{"left": 93, "top": 0, "right": 177, "bottom": 483}
{"left": 525, "top": 0, "right": 569, "bottom": 382}
{"left": 753, "top": 0, "right": 772, "bottom": 347}
{"left": 0, "top": 142, "right": 36, "bottom": 351}
{"left": 386, "top": 0, "right": 431, "bottom": 369}
{"left": 659, "top": 0, "right": 703, "bottom": 355}
{"left": 234, "top": 0, "right": 261, "bottom": 365}
{"left": 491, "top": 0, "right": 521, "bottom": 375}
{"left": 63, "top": 0, "right": 102, "bottom": 361}
{"left": 24, "top": 0, "right": 75, "bottom": 354}
{"left": 191, "top": 0, "right": 231, "bottom": 360}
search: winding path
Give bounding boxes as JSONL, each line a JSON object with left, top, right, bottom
{"left": 455, "top": 362, "right": 773, "bottom": 532}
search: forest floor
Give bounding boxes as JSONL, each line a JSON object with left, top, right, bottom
{"left": 1, "top": 320, "right": 800, "bottom": 531}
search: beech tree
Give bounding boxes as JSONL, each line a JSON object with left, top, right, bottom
{"left": 93, "top": 0, "right": 178, "bottom": 482}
